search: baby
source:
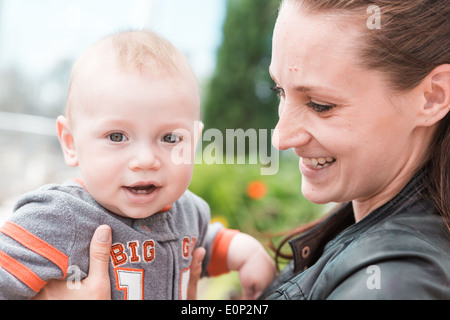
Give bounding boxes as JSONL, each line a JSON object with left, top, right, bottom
{"left": 0, "top": 30, "right": 275, "bottom": 300}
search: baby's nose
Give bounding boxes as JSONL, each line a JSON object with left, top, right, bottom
{"left": 128, "top": 147, "right": 161, "bottom": 171}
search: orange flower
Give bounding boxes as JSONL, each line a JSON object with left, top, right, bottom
{"left": 246, "top": 181, "right": 268, "bottom": 200}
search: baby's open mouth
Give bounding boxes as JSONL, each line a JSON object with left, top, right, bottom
{"left": 125, "top": 184, "right": 158, "bottom": 195}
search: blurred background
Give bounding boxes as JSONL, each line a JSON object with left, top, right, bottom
{"left": 0, "top": 0, "right": 326, "bottom": 299}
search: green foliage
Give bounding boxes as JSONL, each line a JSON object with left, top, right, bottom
{"left": 191, "top": 155, "right": 326, "bottom": 299}
{"left": 194, "top": 0, "right": 325, "bottom": 299}
{"left": 189, "top": 154, "right": 324, "bottom": 238}
{"left": 202, "top": 0, "right": 281, "bottom": 138}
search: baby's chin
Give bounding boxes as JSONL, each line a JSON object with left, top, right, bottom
{"left": 97, "top": 202, "right": 158, "bottom": 220}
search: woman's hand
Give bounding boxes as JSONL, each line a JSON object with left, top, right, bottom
{"left": 187, "top": 247, "right": 206, "bottom": 300}
{"left": 32, "top": 225, "right": 112, "bottom": 300}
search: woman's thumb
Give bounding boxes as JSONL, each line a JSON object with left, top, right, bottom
{"left": 88, "top": 225, "right": 112, "bottom": 280}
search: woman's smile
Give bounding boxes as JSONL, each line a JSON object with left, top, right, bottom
{"left": 299, "top": 156, "right": 337, "bottom": 181}
{"left": 302, "top": 157, "right": 336, "bottom": 169}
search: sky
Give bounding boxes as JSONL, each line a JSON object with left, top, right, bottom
{"left": 0, "top": 0, "right": 227, "bottom": 80}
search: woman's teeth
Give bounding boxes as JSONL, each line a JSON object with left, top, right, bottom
{"left": 303, "top": 157, "right": 336, "bottom": 169}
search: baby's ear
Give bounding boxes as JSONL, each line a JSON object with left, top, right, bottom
{"left": 56, "top": 116, "right": 78, "bottom": 167}
{"left": 419, "top": 64, "right": 450, "bottom": 127}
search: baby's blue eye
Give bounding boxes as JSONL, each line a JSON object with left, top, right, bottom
{"left": 162, "top": 134, "right": 181, "bottom": 144}
{"left": 109, "top": 133, "right": 127, "bottom": 142}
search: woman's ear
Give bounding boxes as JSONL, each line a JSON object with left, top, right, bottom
{"left": 419, "top": 64, "right": 450, "bottom": 126}
{"left": 56, "top": 116, "right": 78, "bottom": 167}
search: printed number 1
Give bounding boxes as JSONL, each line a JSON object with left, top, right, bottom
{"left": 114, "top": 268, "right": 144, "bottom": 300}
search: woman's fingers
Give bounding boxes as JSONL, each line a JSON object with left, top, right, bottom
{"left": 85, "top": 225, "right": 112, "bottom": 299}
{"left": 187, "top": 247, "right": 206, "bottom": 300}
{"left": 32, "top": 225, "right": 112, "bottom": 300}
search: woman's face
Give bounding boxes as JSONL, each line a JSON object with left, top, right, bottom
{"left": 270, "top": 3, "right": 430, "bottom": 220}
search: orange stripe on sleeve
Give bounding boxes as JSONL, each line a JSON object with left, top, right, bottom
{"left": 73, "top": 178, "right": 87, "bottom": 191}
{"left": 0, "top": 222, "right": 69, "bottom": 278}
{"left": 0, "top": 250, "right": 47, "bottom": 292}
{"left": 207, "top": 228, "right": 239, "bottom": 277}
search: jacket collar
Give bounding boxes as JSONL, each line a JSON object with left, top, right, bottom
{"left": 289, "top": 169, "right": 428, "bottom": 273}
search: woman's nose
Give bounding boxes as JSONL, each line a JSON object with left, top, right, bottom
{"left": 272, "top": 107, "right": 312, "bottom": 151}
{"left": 128, "top": 145, "right": 161, "bottom": 171}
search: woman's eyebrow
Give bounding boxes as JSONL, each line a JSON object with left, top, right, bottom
{"left": 269, "top": 66, "right": 345, "bottom": 100}
{"left": 294, "top": 85, "right": 314, "bottom": 92}
{"left": 293, "top": 85, "right": 331, "bottom": 93}
{"left": 269, "top": 68, "right": 333, "bottom": 92}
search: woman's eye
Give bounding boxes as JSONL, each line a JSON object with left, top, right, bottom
{"left": 270, "top": 85, "right": 285, "bottom": 98}
{"left": 162, "top": 134, "right": 182, "bottom": 144}
{"left": 306, "top": 101, "right": 336, "bottom": 113}
{"left": 108, "top": 133, "right": 128, "bottom": 142}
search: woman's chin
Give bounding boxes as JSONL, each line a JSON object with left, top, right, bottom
{"left": 301, "top": 185, "right": 334, "bottom": 205}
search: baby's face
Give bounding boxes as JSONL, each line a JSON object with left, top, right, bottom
{"left": 65, "top": 67, "right": 201, "bottom": 218}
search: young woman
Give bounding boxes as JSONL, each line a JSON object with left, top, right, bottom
{"left": 264, "top": 0, "right": 450, "bottom": 299}
{"left": 35, "top": 0, "right": 449, "bottom": 300}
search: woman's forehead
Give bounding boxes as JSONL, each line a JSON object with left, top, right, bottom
{"left": 273, "top": 4, "right": 363, "bottom": 57}
{"left": 272, "top": 9, "right": 363, "bottom": 81}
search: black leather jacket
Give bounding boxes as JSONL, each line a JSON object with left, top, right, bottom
{"left": 263, "top": 171, "right": 450, "bottom": 299}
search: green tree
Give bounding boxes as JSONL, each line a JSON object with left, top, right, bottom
{"left": 203, "top": 0, "right": 280, "bottom": 137}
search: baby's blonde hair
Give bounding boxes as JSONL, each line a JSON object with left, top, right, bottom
{"left": 65, "top": 30, "right": 195, "bottom": 121}
{"left": 109, "top": 29, "right": 189, "bottom": 74}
